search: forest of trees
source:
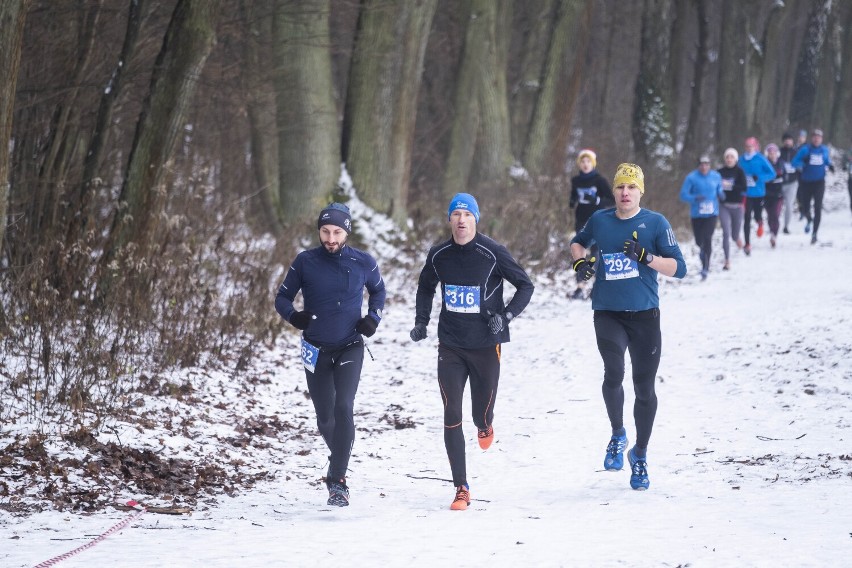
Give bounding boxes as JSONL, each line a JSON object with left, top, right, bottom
{"left": 1, "top": 0, "right": 850, "bottom": 421}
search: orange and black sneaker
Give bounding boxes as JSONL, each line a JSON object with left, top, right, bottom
{"left": 450, "top": 484, "right": 470, "bottom": 511}
{"left": 477, "top": 425, "right": 494, "bottom": 450}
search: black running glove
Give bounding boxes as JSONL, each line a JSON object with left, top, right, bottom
{"left": 572, "top": 256, "right": 596, "bottom": 281}
{"left": 488, "top": 311, "right": 513, "bottom": 334}
{"left": 355, "top": 316, "right": 378, "bottom": 337}
{"left": 623, "top": 231, "right": 651, "bottom": 265}
{"left": 289, "top": 310, "right": 314, "bottom": 330}
{"left": 409, "top": 324, "right": 427, "bottom": 342}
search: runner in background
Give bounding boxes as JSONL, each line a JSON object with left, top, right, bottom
{"left": 275, "top": 203, "right": 386, "bottom": 507}
{"left": 779, "top": 133, "right": 799, "bottom": 234}
{"left": 717, "top": 148, "right": 748, "bottom": 270}
{"left": 764, "top": 143, "right": 786, "bottom": 248}
{"left": 792, "top": 128, "right": 835, "bottom": 244}
{"left": 738, "top": 137, "right": 776, "bottom": 255}
{"left": 569, "top": 149, "right": 614, "bottom": 299}
{"left": 679, "top": 155, "right": 722, "bottom": 280}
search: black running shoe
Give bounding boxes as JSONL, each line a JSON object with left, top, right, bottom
{"left": 327, "top": 478, "right": 350, "bottom": 507}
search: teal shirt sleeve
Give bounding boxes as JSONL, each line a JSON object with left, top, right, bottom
{"left": 653, "top": 215, "right": 687, "bottom": 279}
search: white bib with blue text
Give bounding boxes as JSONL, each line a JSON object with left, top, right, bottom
{"left": 602, "top": 252, "right": 639, "bottom": 280}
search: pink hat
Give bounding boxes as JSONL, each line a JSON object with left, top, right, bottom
{"left": 745, "top": 137, "right": 760, "bottom": 151}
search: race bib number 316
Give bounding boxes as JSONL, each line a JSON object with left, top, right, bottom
{"left": 444, "top": 284, "right": 480, "bottom": 313}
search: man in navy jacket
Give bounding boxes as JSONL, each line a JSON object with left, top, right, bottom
{"left": 275, "top": 202, "right": 386, "bottom": 507}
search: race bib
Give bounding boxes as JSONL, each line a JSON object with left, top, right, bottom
{"left": 444, "top": 284, "right": 480, "bottom": 313}
{"left": 784, "top": 162, "right": 796, "bottom": 174}
{"left": 602, "top": 252, "right": 639, "bottom": 280}
{"left": 577, "top": 187, "right": 597, "bottom": 205}
{"left": 721, "top": 178, "right": 733, "bottom": 192}
{"left": 746, "top": 176, "right": 756, "bottom": 187}
{"left": 808, "top": 153, "right": 824, "bottom": 166}
{"left": 301, "top": 338, "right": 319, "bottom": 373}
{"left": 698, "top": 200, "right": 715, "bottom": 215}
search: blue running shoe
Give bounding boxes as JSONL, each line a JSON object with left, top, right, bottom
{"left": 628, "top": 448, "right": 650, "bottom": 490}
{"left": 604, "top": 433, "right": 628, "bottom": 471}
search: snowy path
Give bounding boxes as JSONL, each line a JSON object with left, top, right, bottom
{"left": 4, "top": 179, "right": 852, "bottom": 567}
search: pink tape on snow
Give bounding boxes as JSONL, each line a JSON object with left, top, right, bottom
{"left": 33, "top": 501, "right": 147, "bottom": 568}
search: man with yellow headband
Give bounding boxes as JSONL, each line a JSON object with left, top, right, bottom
{"left": 570, "top": 163, "right": 687, "bottom": 491}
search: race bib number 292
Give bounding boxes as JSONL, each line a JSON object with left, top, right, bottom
{"left": 444, "top": 284, "right": 480, "bottom": 313}
{"left": 602, "top": 252, "right": 639, "bottom": 280}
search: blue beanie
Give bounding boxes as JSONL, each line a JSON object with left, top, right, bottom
{"left": 317, "top": 202, "right": 352, "bottom": 233}
{"left": 447, "top": 193, "right": 480, "bottom": 222}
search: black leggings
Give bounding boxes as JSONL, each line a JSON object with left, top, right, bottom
{"left": 305, "top": 340, "right": 364, "bottom": 480}
{"left": 594, "top": 309, "right": 662, "bottom": 450}
{"left": 848, "top": 175, "right": 852, "bottom": 213}
{"left": 690, "top": 216, "right": 717, "bottom": 272}
{"left": 437, "top": 343, "right": 501, "bottom": 487}
{"left": 799, "top": 179, "right": 825, "bottom": 234}
{"left": 744, "top": 197, "right": 763, "bottom": 246}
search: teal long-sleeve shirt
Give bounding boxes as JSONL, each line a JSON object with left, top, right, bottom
{"left": 571, "top": 207, "right": 687, "bottom": 311}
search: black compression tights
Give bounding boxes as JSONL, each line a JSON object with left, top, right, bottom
{"left": 594, "top": 310, "right": 662, "bottom": 450}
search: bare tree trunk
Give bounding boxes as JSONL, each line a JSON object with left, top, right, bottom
{"left": 583, "top": 0, "right": 643, "bottom": 169}
{"left": 814, "top": 1, "right": 847, "bottom": 137}
{"left": 789, "top": 0, "right": 830, "bottom": 131}
{"left": 273, "top": 0, "right": 340, "bottom": 225}
{"left": 680, "top": 0, "right": 710, "bottom": 169}
{"left": 525, "top": 0, "right": 591, "bottom": 177}
{"left": 750, "top": 0, "right": 802, "bottom": 140}
{"left": 0, "top": 0, "right": 30, "bottom": 257}
{"left": 104, "top": 0, "right": 220, "bottom": 265}
{"left": 473, "top": 0, "right": 513, "bottom": 193}
{"left": 21, "top": 1, "right": 102, "bottom": 250}
{"left": 716, "top": 0, "right": 750, "bottom": 147}
{"left": 442, "top": 0, "right": 512, "bottom": 204}
{"left": 633, "top": 0, "right": 675, "bottom": 169}
{"left": 240, "top": 0, "right": 281, "bottom": 234}
{"left": 828, "top": 2, "right": 852, "bottom": 146}
{"left": 509, "top": 0, "right": 556, "bottom": 161}
{"left": 342, "top": 0, "right": 437, "bottom": 224}
{"left": 66, "top": 0, "right": 146, "bottom": 249}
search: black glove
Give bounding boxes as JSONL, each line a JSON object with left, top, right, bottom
{"left": 828, "top": 164, "right": 835, "bottom": 173}
{"left": 289, "top": 310, "right": 314, "bottom": 330}
{"left": 409, "top": 324, "right": 427, "bottom": 342}
{"left": 355, "top": 316, "right": 378, "bottom": 337}
{"left": 572, "top": 256, "right": 596, "bottom": 281}
{"left": 488, "top": 311, "right": 513, "bottom": 334}
{"left": 623, "top": 231, "right": 651, "bottom": 265}
{"left": 751, "top": 174, "right": 759, "bottom": 182}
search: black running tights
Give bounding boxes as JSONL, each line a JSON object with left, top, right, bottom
{"left": 594, "top": 309, "right": 662, "bottom": 451}
{"left": 305, "top": 341, "right": 364, "bottom": 481}
{"left": 437, "top": 343, "right": 501, "bottom": 487}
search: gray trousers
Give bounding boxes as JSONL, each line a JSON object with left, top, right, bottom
{"left": 718, "top": 203, "right": 744, "bottom": 260}
{"left": 782, "top": 182, "right": 797, "bottom": 230}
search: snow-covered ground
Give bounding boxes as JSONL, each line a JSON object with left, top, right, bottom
{"left": 3, "top": 173, "right": 852, "bottom": 567}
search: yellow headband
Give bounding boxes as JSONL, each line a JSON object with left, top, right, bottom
{"left": 613, "top": 163, "right": 645, "bottom": 195}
